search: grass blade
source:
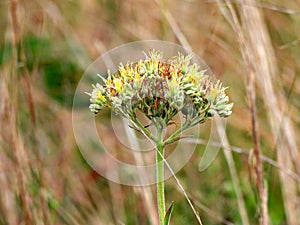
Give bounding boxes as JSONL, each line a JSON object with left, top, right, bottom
{"left": 164, "top": 202, "right": 174, "bottom": 225}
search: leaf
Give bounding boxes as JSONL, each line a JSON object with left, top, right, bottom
{"left": 164, "top": 202, "right": 174, "bottom": 225}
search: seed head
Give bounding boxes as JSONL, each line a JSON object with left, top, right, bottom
{"left": 87, "top": 50, "right": 233, "bottom": 126}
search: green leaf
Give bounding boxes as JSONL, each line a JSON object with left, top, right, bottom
{"left": 164, "top": 202, "right": 174, "bottom": 225}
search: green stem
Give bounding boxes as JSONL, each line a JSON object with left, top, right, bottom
{"left": 156, "top": 129, "right": 165, "bottom": 225}
{"left": 164, "top": 120, "right": 190, "bottom": 146}
{"left": 130, "top": 115, "right": 155, "bottom": 141}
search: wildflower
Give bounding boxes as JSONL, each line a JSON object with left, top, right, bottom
{"left": 86, "top": 49, "right": 233, "bottom": 225}
{"left": 87, "top": 49, "right": 233, "bottom": 127}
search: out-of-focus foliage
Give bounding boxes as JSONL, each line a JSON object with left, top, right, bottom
{"left": 0, "top": 0, "right": 300, "bottom": 225}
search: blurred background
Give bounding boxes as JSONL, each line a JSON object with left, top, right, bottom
{"left": 1, "top": 0, "right": 300, "bottom": 224}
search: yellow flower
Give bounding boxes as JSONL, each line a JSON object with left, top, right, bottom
{"left": 153, "top": 60, "right": 159, "bottom": 69}
{"left": 171, "top": 78, "right": 178, "bottom": 85}
{"left": 96, "top": 91, "right": 106, "bottom": 102}
{"left": 114, "top": 79, "right": 124, "bottom": 92}
{"left": 87, "top": 49, "right": 233, "bottom": 120}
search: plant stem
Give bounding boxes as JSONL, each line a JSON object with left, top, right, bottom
{"left": 156, "top": 129, "right": 165, "bottom": 225}
{"left": 164, "top": 120, "right": 190, "bottom": 145}
{"left": 130, "top": 116, "right": 156, "bottom": 141}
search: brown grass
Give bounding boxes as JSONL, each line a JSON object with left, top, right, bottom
{"left": 1, "top": 0, "right": 300, "bottom": 224}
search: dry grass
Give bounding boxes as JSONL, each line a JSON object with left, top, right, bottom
{"left": 0, "top": 0, "right": 300, "bottom": 224}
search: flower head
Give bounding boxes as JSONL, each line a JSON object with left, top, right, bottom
{"left": 87, "top": 50, "right": 233, "bottom": 126}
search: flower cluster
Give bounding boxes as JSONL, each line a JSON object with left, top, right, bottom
{"left": 87, "top": 50, "right": 233, "bottom": 126}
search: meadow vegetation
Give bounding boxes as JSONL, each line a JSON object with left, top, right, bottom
{"left": 0, "top": 0, "right": 300, "bottom": 224}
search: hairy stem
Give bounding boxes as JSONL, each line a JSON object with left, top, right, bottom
{"left": 156, "top": 129, "right": 165, "bottom": 225}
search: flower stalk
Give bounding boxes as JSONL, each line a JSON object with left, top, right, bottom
{"left": 87, "top": 49, "right": 233, "bottom": 224}
{"left": 156, "top": 132, "right": 165, "bottom": 225}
